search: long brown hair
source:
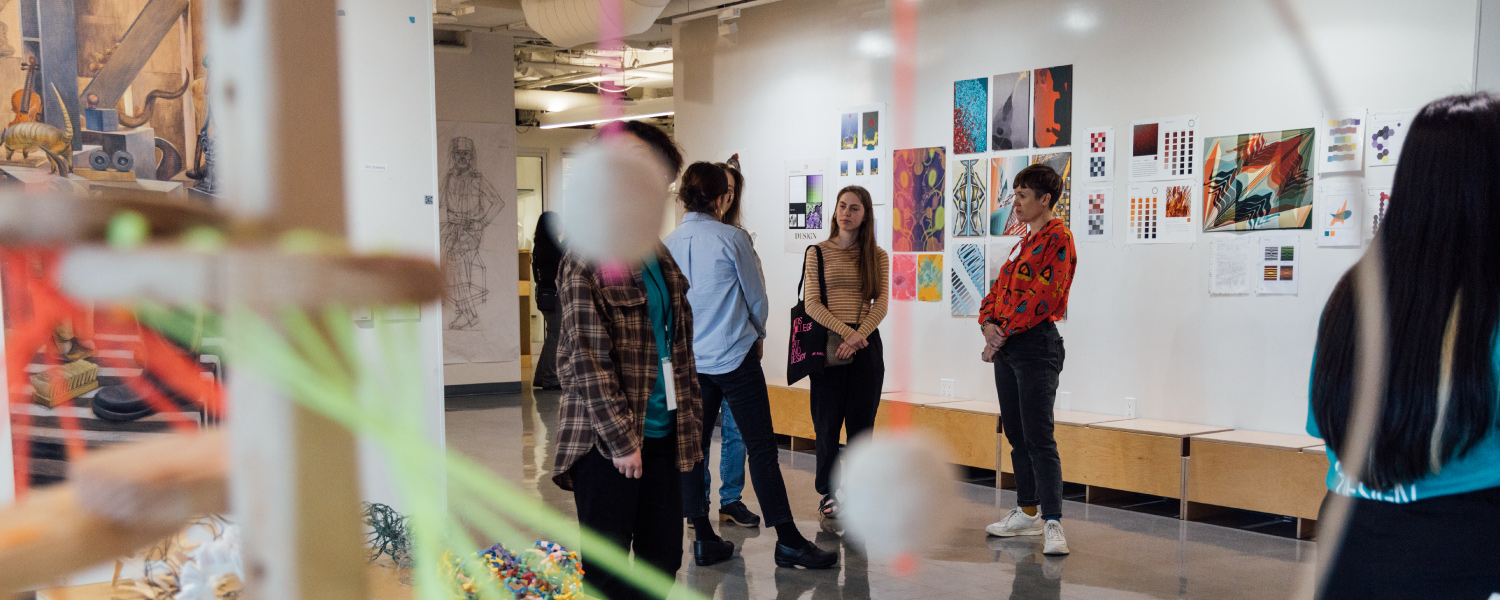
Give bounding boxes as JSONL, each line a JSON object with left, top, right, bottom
{"left": 830, "top": 185, "right": 880, "bottom": 301}
{"left": 715, "top": 162, "right": 745, "bottom": 228}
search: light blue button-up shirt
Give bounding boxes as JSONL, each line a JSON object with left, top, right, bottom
{"left": 663, "top": 212, "right": 769, "bottom": 375}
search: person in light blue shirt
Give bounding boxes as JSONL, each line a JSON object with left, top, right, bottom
{"left": 665, "top": 162, "right": 836, "bottom": 570}
{"left": 1306, "top": 93, "right": 1500, "bottom": 599}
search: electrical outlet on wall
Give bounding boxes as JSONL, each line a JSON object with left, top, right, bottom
{"left": 940, "top": 379, "right": 956, "bottom": 397}
{"left": 1124, "top": 397, "right": 1137, "bottom": 418}
{"left": 1058, "top": 391, "right": 1071, "bottom": 410}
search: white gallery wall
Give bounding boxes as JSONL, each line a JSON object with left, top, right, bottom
{"left": 673, "top": 0, "right": 1479, "bottom": 434}
{"left": 335, "top": 0, "right": 445, "bottom": 509}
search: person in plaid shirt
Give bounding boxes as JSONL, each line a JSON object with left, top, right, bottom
{"left": 977, "top": 163, "right": 1078, "bottom": 556}
{"left": 550, "top": 122, "right": 702, "bottom": 600}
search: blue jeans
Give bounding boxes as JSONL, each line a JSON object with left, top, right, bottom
{"left": 706, "top": 408, "right": 747, "bottom": 506}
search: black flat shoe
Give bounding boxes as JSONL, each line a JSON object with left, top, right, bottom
{"left": 774, "top": 541, "right": 838, "bottom": 569}
{"left": 718, "top": 501, "right": 761, "bottom": 527}
{"left": 693, "top": 539, "right": 734, "bottom": 566}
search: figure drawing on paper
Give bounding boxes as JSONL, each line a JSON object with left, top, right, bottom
{"left": 441, "top": 136, "right": 505, "bottom": 331}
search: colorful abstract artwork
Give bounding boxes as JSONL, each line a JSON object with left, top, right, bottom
{"left": 893, "top": 147, "right": 946, "bottom": 252}
{"left": 863, "top": 111, "right": 880, "bottom": 150}
{"left": 892, "top": 253, "right": 917, "bottom": 301}
{"left": 950, "top": 244, "right": 986, "bottom": 316}
{"left": 840, "top": 161, "right": 849, "bottom": 177}
{"left": 1366, "top": 110, "right": 1416, "bottom": 166}
{"left": 870, "top": 158, "right": 879, "bottom": 175}
{"left": 1034, "top": 152, "right": 1073, "bottom": 225}
{"left": 917, "top": 254, "right": 943, "bottom": 302}
{"left": 1202, "top": 128, "right": 1316, "bottom": 232}
{"left": 953, "top": 78, "right": 989, "bottom": 154}
{"left": 991, "top": 71, "right": 1031, "bottom": 151}
{"left": 788, "top": 174, "right": 825, "bottom": 230}
{"left": 1034, "top": 65, "right": 1073, "bottom": 149}
{"left": 841, "top": 113, "right": 859, "bottom": 150}
{"left": 856, "top": 160, "right": 864, "bottom": 176}
{"left": 950, "top": 158, "right": 987, "bottom": 237}
{"left": 989, "top": 155, "right": 1030, "bottom": 236}
{"left": 1318, "top": 109, "right": 1366, "bottom": 173}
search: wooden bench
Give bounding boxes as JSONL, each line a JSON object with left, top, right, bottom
{"left": 766, "top": 377, "right": 815, "bottom": 447}
{"left": 1059, "top": 419, "right": 1230, "bottom": 504}
{"left": 910, "top": 400, "right": 1001, "bottom": 471}
{"left": 1001, "top": 410, "right": 1129, "bottom": 489}
{"left": 1186, "top": 431, "right": 1328, "bottom": 538}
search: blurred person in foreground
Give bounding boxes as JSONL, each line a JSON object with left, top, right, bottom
{"left": 1309, "top": 93, "right": 1500, "bottom": 599}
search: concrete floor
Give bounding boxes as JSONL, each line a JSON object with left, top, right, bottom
{"left": 445, "top": 386, "right": 1319, "bottom": 600}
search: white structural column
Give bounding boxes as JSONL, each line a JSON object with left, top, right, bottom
{"left": 207, "top": 0, "right": 366, "bottom": 599}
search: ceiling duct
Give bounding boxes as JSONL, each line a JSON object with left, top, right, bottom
{"left": 520, "top": 0, "right": 671, "bottom": 48}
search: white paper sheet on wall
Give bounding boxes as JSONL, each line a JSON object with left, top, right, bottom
{"left": 1125, "top": 181, "right": 1196, "bottom": 244}
{"left": 1318, "top": 108, "right": 1367, "bottom": 174}
{"left": 1364, "top": 186, "right": 1391, "bottom": 241}
{"left": 1316, "top": 177, "right": 1364, "bottom": 247}
{"left": 1209, "top": 235, "right": 1253, "bottom": 295}
{"left": 1084, "top": 126, "right": 1115, "bottom": 182}
{"left": 1366, "top": 109, "right": 1417, "bottom": 168}
{"left": 836, "top": 104, "right": 889, "bottom": 204}
{"left": 1129, "top": 115, "right": 1199, "bottom": 182}
{"left": 1258, "top": 234, "right": 1300, "bottom": 295}
{"left": 1081, "top": 185, "right": 1113, "bottom": 242}
{"left": 785, "top": 158, "right": 830, "bottom": 253}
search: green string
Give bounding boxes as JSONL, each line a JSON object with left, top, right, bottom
{"left": 138, "top": 303, "right": 702, "bottom": 600}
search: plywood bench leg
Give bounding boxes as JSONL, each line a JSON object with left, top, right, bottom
{"left": 1296, "top": 518, "right": 1317, "bottom": 539}
{"left": 789, "top": 436, "right": 816, "bottom": 452}
{"left": 997, "top": 471, "right": 1015, "bottom": 489}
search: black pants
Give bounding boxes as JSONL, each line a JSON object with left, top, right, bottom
{"left": 681, "top": 352, "right": 796, "bottom": 527}
{"left": 535, "top": 308, "right": 561, "bottom": 387}
{"left": 571, "top": 435, "right": 682, "bottom": 600}
{"left": 1321, "top": 486, "right": 1500, "bottom": 599}
{"left": 809, "top": 329, "right": 885, "bottom": 497}
{"left": 994, "top": 321, "right": 1065, "bottom": 520}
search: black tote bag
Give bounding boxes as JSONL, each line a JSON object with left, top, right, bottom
{"left": 787, "top": 245, "right": 829, "bottom": 384}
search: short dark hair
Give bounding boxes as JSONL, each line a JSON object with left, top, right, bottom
{"left": 603, "top": 120, "right": 684, "bottom": 178}
{"left": 678, "top": 162, "right": 729, "bottom": 214}
{"left": 1014, "top": 164, "right": 1063, "bottom": 208}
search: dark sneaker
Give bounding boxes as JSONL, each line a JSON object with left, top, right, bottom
{"left": 693, "top": 539, "right": 735, "bottom": 566}
{"left": 718, "top": 501, "right": 762, "bottom": 527}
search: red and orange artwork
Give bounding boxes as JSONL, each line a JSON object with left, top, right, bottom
{"left": 1033, "top": 65, "right": 1073, "bottom": 149}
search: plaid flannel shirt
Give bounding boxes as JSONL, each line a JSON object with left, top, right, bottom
{"left": 551, "top": 247, "right": 704, "bottom": 490}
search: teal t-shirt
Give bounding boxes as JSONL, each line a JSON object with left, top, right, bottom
{"left": 642, "top": 259, "right": 676, "bottom": 439}
{"left": 1307, "top": 347, "right": 1500, "bottom": 503}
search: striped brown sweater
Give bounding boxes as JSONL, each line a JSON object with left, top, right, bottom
{"left": 801, "top": 241, "right": 890, "bottom": 339}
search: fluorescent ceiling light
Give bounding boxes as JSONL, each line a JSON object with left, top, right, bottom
{"left": 538, "top": 111, "right": 675, "bottom": 129}
{"left": 537, "top": 96, "right": 674, "bottom": 129}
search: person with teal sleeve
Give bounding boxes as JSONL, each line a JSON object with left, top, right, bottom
{"left": 1306, "top": 93, "right": 1500, "bottom": 599}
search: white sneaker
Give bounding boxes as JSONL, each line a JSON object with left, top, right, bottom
{"left": 1042, "top": 520, "right": 1070, "bottom": 555}
{"left": 985, "top": 508, "right": 1044, "bottom": 537}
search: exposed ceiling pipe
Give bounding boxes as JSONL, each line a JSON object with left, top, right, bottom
{"left": 517, "top": 59, "right": 671, "bottom": 89}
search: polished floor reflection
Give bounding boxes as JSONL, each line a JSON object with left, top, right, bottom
{"left": 445, "top": 390, "right": 1318, "bottom": 600}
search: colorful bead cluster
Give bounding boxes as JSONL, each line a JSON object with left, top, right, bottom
{"left": 447, "top": 541, "right": 584, "bottom": 600}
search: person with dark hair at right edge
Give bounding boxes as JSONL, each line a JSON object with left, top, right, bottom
{"left": 980, "top": 163, "right": 1077, "bottom": 556}
{"left": 1308, "top": 93, "right": 1500, "bottom": 599}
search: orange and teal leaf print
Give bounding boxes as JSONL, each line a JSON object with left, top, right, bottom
{"left": 893, "top": 147, "right": 946, "bottom": 252}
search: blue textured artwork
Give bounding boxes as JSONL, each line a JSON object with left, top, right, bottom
{"left": 950, "top": 243, "right": 986, "bottom": 316}
{"left": 953, "top": 78, "right": 988, "bottom": 154}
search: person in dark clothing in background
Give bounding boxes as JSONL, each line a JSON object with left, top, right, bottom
{"left": 532, "top": 211, "right": 564, "bottom": 390}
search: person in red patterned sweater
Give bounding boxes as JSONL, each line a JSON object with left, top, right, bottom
{"left": 977, "top": 163, "right": 1078, "bottom": 556}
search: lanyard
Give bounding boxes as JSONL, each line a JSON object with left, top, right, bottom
{"left": 642, "top": 260, "right": 678, "bottom": 410}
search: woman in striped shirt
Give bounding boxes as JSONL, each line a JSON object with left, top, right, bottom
{"left": 800, "top": 185, "right": 890, "bottom": 518}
